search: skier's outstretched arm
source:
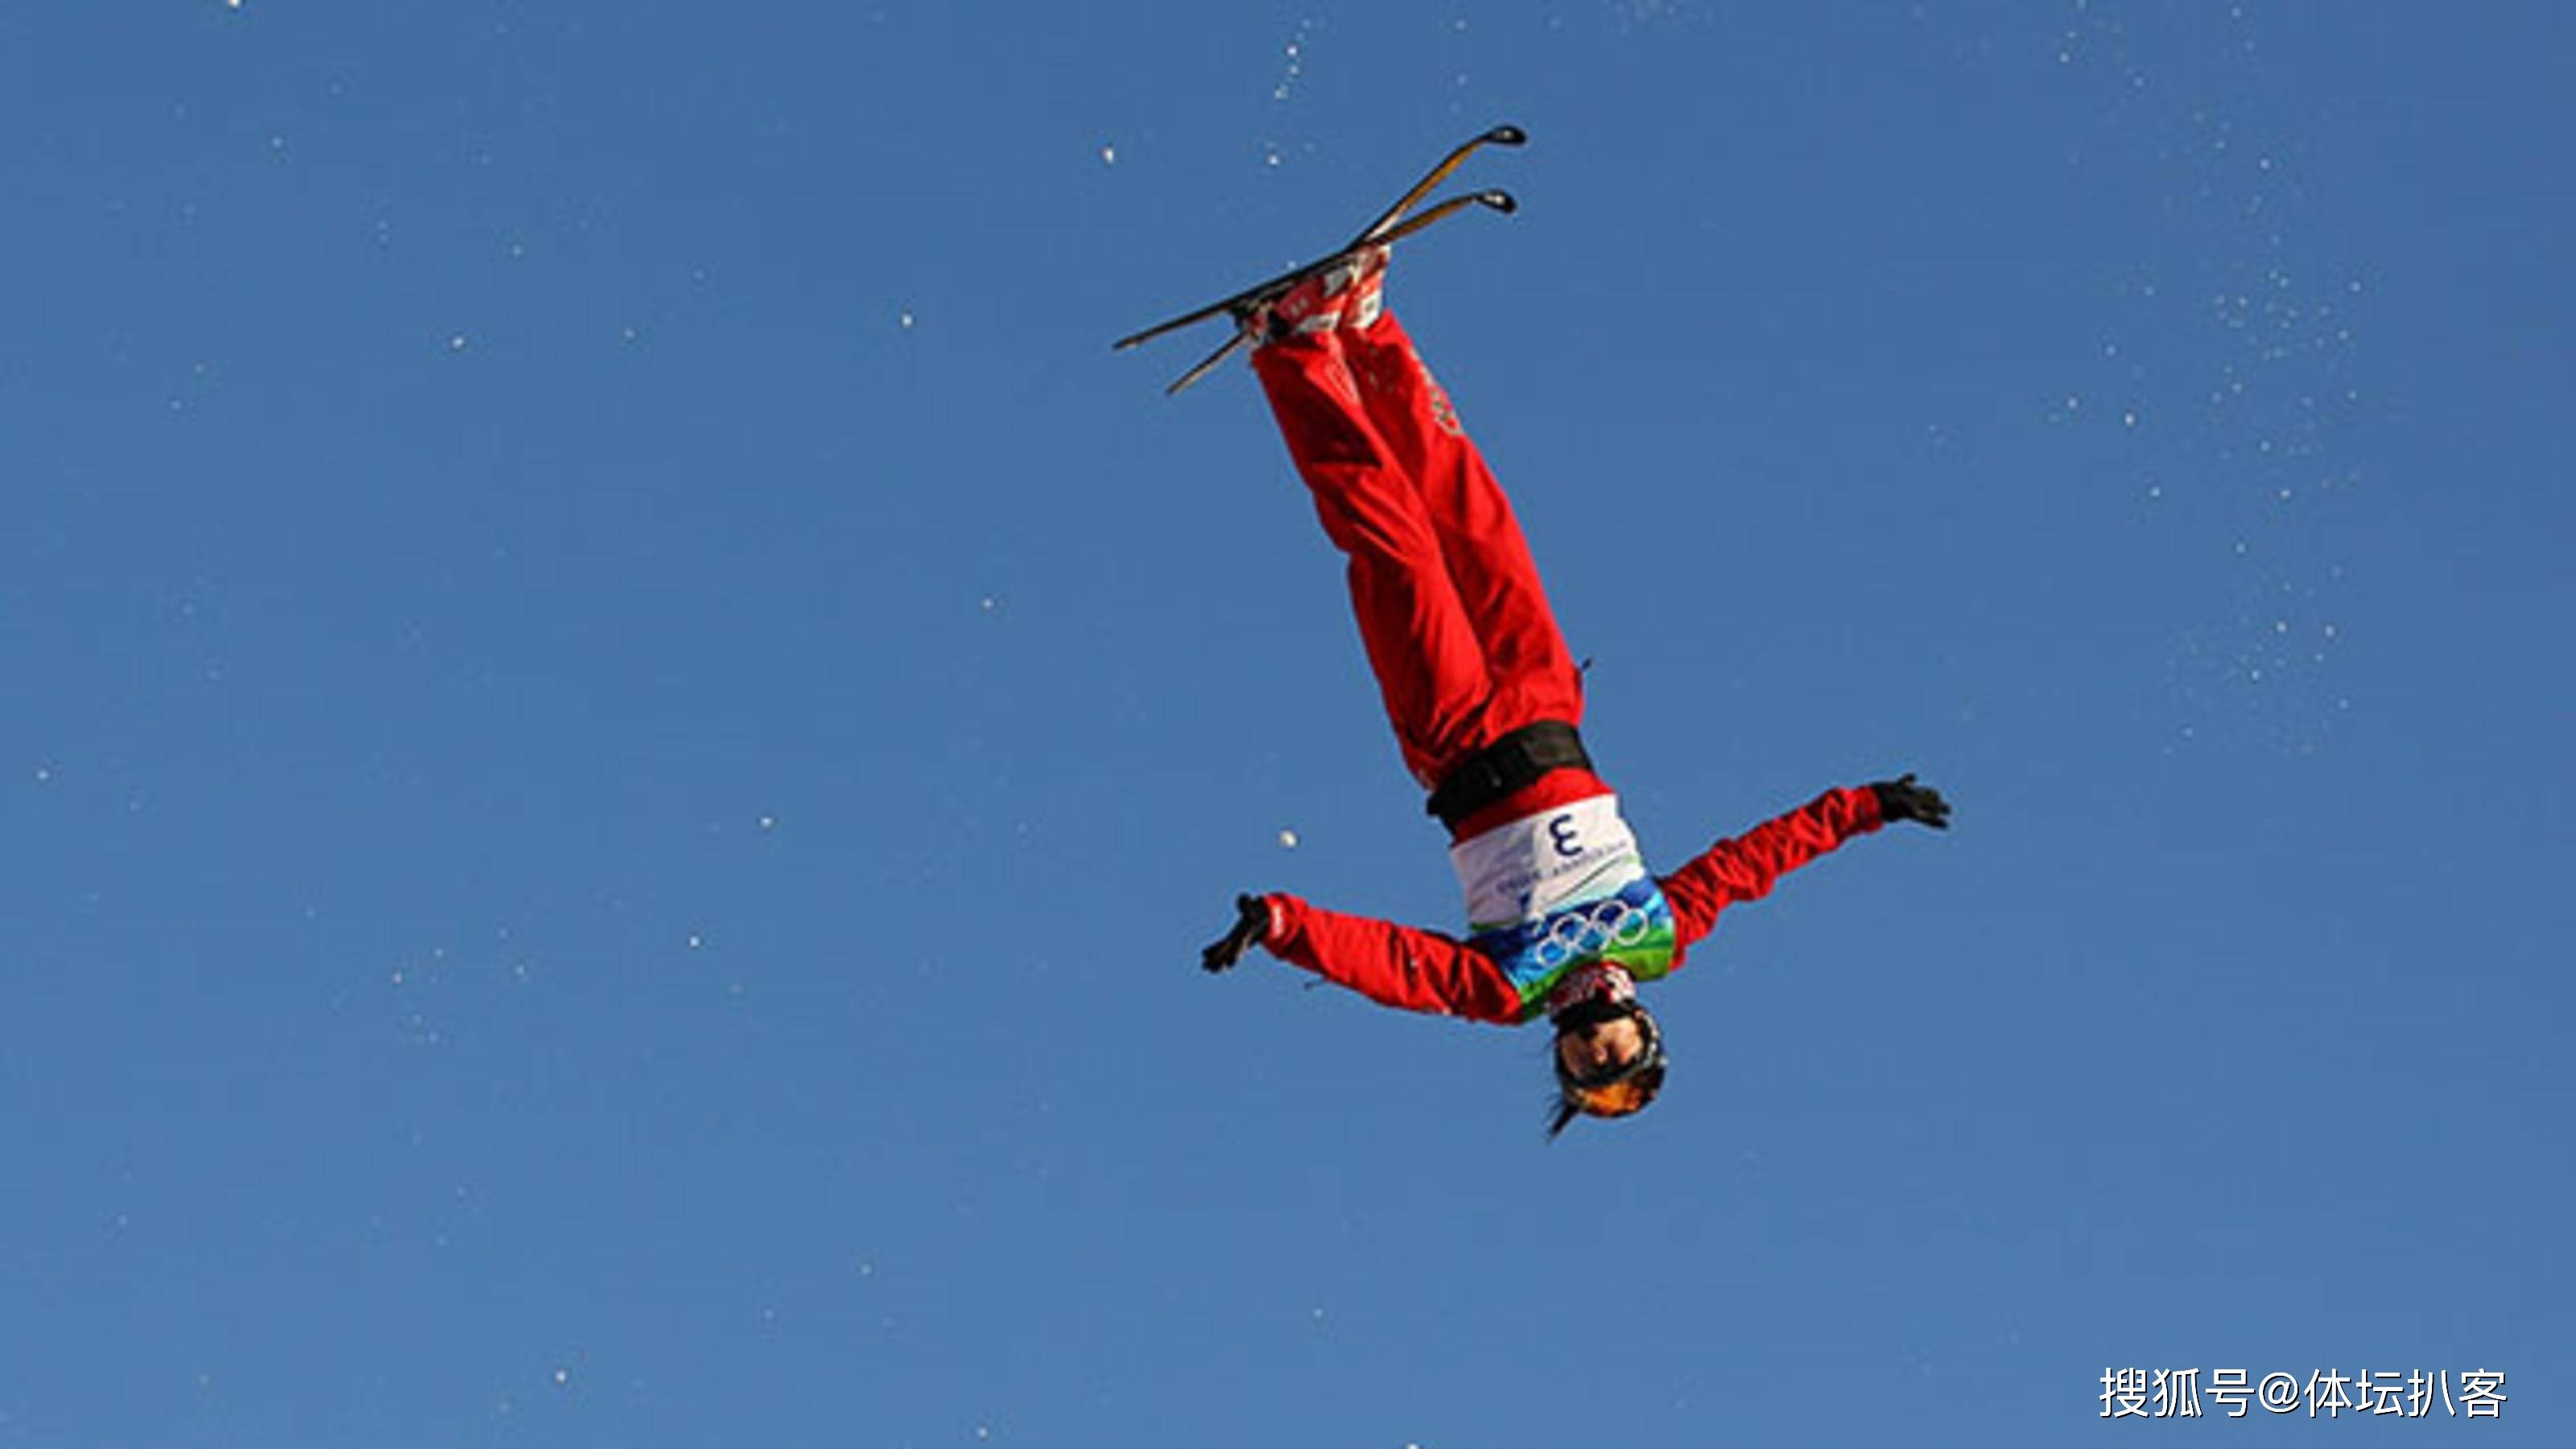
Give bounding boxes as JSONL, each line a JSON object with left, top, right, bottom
{"left": 1658, "top": 777, "right": 1950, "bottom": 947}
{"left": 1201, "top": 893, "right": 1525, "bottom": 1023}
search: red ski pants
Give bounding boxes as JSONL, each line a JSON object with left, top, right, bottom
{"left": 1253, "top": 313, "right": 1584, "bottom": 789}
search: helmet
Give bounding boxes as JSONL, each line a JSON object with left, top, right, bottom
{"left": 1545, "top": 971, "right": 1668, "bottom": 1138}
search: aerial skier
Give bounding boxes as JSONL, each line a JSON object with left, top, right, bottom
{"left": 1137, "top": 132, "right": 1952, "bottom": 1136}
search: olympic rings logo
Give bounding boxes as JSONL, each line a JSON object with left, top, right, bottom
{"left": 1530, "top": 894, "right": 1657, "bottom": 972}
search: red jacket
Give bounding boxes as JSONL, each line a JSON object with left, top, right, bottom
{"left": 1258, "top": 785, "right": 1886, "bottom": 1023}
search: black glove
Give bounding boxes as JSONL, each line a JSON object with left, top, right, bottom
{"left": 1871, "top": 774, "right": 1952, "bottom": 829}
{"left": 1201, "top": 893, "right": 1273, "bottom": 972}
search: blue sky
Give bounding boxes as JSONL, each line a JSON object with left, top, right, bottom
{"left": 2, "top": 2, "right": 2567, "bottom": 1445}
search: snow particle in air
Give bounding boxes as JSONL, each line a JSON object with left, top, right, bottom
{"left": 448, "top": 334, "right": 469, "bottom": 352}
{"left": 553, "top": 1368, "right": 570, "bottom": 1386}
{"left": 1100, "top": 143, "right": 1116, "bottom": 166}
{"left": 899, "top": 310, "right": 915, "bottom": 329}
{"left": 758, "top": 815, "right": 777, "bottom": 831}
{"left": 687, "top": 933, "right": 705, "bottom": 950}
{"left": 1278, "top": 828, "right": 1299, "bottom": 848}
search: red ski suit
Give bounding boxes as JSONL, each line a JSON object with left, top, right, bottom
{"left": 1247, "top": 311, "right": 1886, "bottom": 1025}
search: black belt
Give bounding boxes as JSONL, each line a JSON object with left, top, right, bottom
{"left": 1426, "top": 720, "right": 1592, "bottom": 828}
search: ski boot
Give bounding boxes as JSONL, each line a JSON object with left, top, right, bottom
{"left": 1236, "top": 244, "right": 1389, "bottom": 345}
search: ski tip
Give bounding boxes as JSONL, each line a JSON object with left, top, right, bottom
{"left": 1476, "top": 189, "right": 1519, "bottom": 215}
{"left": 1486, "top": 124, "right": 1529, "bottom": 147}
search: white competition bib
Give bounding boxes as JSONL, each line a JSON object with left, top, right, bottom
{"left": 1449, "top": 793, "right": 1649, "bottom": 933}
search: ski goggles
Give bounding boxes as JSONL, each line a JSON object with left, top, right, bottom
{"left": 1563, "top": 1072, "right": 1662, "bottom": 1121}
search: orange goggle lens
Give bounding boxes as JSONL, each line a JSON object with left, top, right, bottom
{"left": 1567, "top": 1075, "right": 1658, "bottom": 1119}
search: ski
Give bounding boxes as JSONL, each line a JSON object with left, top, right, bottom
{"left": 1348, "top": 122, "right": 1526, "bottom": 251}
{"left": 1115, "top": 124, "right": 1526, "bottom": 393}
{"left": 1147, "top": 190, "right": 1517, "bottom": 394}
